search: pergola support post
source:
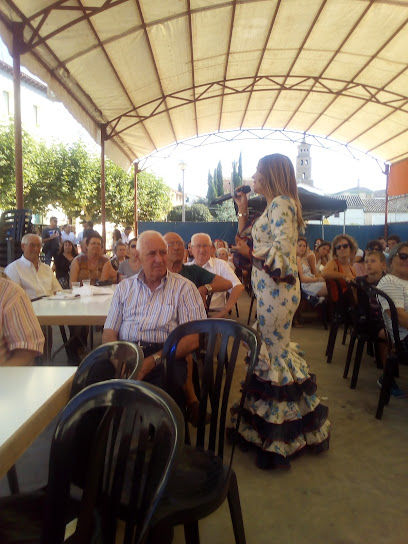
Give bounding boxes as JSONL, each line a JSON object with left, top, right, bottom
{"left": 384, "top": 163, "right": 390, "bottom": 241}
{"left": 134, "top": 162, "right": 139, "bottom": 237}
{"left": 12, "top": 22, "right": 24, "bottom": 210}
{"left": 100, "top": 124, "right": 107, "bottom": 247}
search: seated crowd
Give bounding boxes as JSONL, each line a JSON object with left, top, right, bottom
{"left": 1, "top": 224, "right": 407, "bottom": 408}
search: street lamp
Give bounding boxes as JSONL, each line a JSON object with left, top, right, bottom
{"left": 179, "top": 160, "right": 187, "bottom": 222}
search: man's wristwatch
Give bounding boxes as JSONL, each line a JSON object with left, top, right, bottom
{"left": 152, "top": 353, "right": 161, "bottom": 367}
{"left": 205, "top": 284, "right": 213, "bottom": 294}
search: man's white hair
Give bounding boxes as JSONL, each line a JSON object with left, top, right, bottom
{"left": 216, "top": 248, "right": 229, "bottom": 257}
{"left": 136, "top": 230, "right": 167, "bottom": 251}
{"left": 191, "top": 233, "right": 211, "bottom": 246}
{"left": 21, "top": 233, "right": 41, "bottom": 245}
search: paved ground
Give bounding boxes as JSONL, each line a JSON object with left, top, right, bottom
{"left": 1, "top": 291, "right": 407, "bottom": 544}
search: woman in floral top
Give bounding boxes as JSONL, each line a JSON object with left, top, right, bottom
{"left": 232, "top": 154, "right": 330, "bottom": 469}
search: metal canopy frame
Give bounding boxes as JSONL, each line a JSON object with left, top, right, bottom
{"left": 1, "top": 0, "right": 408, "bottom": 171}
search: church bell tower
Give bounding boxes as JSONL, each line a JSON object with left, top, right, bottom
{"left": 296, "top": 139, "right": 313, "bottom": 187}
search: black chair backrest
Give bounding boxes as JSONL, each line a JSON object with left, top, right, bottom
{"left": 42, "top": 380, "right": 185, "bottom": 544}
{"left": 162, "top": 318, "right": 261, "bottom": 462}
{"left": 358, "top": 283, "right": 403, "bottom": 354}
{"left": 70, "top": 341, "right": 144, "bottom": 398}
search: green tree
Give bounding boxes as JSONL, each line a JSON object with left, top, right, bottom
{"left": 0, "top": 122, "right": 39, "bottom": 210}
{"left": 213, "top": 200, "right": 237, "bottom": 222}
{"left": 238, "top": 152, "right": 243, "bottom": 183}
{"left": 207, "top": 170, "right": 216, "bottom": 202}
{"left": 216, "top": 161, "right": 223, "bottom": 196}
{"left": 168, "top": 203, "right": 213, "bottom": 222}
{"left": 137, "top": 171, "right": 173, "bottom": 221}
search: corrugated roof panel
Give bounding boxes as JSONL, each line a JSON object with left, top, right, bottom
{"left": 148, "top": 18, "right": 191, "bottom": 96}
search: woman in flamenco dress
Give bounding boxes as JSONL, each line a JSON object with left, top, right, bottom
{"left": 231, "top": 154, "right": 330, "bottom": 469}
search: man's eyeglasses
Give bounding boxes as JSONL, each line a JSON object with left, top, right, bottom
{"left": 335, "top": 243, "right": 350, "bottom": 250}
{"left": 397, "top": 252, "right": 408, "bottom": 261}
{"left": 130, "top": 244, "right": 137, "bottom": 249}
{"left": 167, "top": 241, "right": 184, "bottom": 247}
{"left": 194, "top": 244, "right": 211, "bottom": 249}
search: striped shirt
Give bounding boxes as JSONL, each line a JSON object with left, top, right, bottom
{"left": 0, "top": 277, "right": 45, "bottom": 364}
{"left": 104, "top": 269, "right": 207, "bottom": 343}
{"left": 377, "top": 274, "right": 408, "bottom": 341}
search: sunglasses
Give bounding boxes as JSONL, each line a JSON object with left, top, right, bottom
{"left": 397, "top": 252, "right": 408, "bottom": 261}
{"left": 130, "top": 244, "right": 137, "bottom": 249}
{"left": 335, "top": 243, "right": 350, "bottom": 250}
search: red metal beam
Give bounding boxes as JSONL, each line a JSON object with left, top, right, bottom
{"left": 12, "top": 22, "right": 24, "bottom": 210}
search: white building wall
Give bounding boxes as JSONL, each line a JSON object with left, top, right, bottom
{"left": 0, "top": 69, "right": 98, "bottom": 149}
{"left": 328, "top": 208, "right": 364, "bottom": 226}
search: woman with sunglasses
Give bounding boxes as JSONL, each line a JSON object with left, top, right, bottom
{"left": 322, "top": 234, "right": 357, "bottom": 283}
{"left": 376, "top": 242, "right": 408, "bottom": 397}
{"left": 118, "top": 237, "right": 141, "bottom": 280}
{"left": 232, "top": 154, "right": 330, "bottom": 469}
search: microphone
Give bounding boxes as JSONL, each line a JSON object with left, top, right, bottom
{"left": 210, "top": 185, "right": 251, "bottom": 205}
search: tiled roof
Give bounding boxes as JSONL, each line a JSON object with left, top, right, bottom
{"left": 0, "top": 60, "right": 47, "bottom": 93}
{"left": 362, "top": 197, "right": 408, "bottom": 213}
{"left": 330, "top": 195, "right": 363, "bottom": 208}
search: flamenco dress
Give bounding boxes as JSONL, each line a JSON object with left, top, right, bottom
{"left": 231, "top": 195, "right": 330, "bottom": 469}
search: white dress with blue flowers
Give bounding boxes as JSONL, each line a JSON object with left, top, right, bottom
{"left": 235, "top": 195, "right": 330, "bottom": 468}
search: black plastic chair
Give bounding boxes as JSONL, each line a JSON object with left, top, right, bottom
{"left": 70, "top": 341, "right": 144, "bottom": 397}
{"left": 0, "top": 209, "right": 33, "bottom": 241}
{"left": 343, "top": 281, "right": 385, "bottom": 389}
{"left": 325, "top": 279, "right": 352, "bottom": 363}
{"left": 362, "top": 285, "right": 408, "bottom": 419}
{"left": 0, "top": 380, "right": 185, "bottom": 544}
{"left": 4, "top": 343, "right": 144, "bottom": 508}
{"left": 153, "top": 318, "right": 261, "bottom": 544}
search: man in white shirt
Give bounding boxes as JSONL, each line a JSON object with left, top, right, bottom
{"left": 121, "top": 226, "right": 132, "bottom": 245}
{"left": 5, "top": 234, "right": 62, "bottom": 300}
{"left": 61, "top": 224, "right": 77, "bottom": 244}
{"left": 189, "top": 233, "right": 244, "bottom": 317}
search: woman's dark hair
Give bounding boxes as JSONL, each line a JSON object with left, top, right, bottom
{"left": 86, "top": 233, "right": 103, "bottom": 246}
{"left": 112, "top": 228, "right": 121, "bottom": 242}
{"left": 366, "top": 239, "right": 383, "bottom": 252}
{"left": 59, "top": 240, "right": 77, "bottom": 257}
{"left": 315, "top": 240, "right": 331, "bottom": 253}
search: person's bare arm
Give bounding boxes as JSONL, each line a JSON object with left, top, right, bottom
{"left": 102, "top": 328, "right": 118, "bottom": 343}
{"left": 307, "top": 252, "right": 319, "bottom": 277}
{"left": 69, "top": 259, "right": 79, "bottom": 286}
{"left": 297, "top": 257, "right": 320, "bottom": 284}
{"left": 321, "top": 260, "right": 351, "bottom": 280}
{"left": 208, "top": 274, "right": 232, "bottom": 292}
{"left": 210, "top": 284, "right": 244, "bottom": 318}
{"left": 138, "top": 333, "right": 199, "bottom": 380}
{"left": 3, "top": 349, "right": 36, "bottom": 366}
{"left": 385, "top": 307, "right": 408, "bottom": 330}
{"left": 101, "top": 260, "right": 118, "bottom": 283}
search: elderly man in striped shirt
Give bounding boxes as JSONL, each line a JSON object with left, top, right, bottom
{"left": 103, "top": 230, "right": 207, "bottom": 405}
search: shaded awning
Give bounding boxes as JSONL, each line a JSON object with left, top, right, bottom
{"left": 247, "top": 188, "right": 347, "bottom": 221}
{"left": 1, "top": 1, "right": 408, "bottom": 169}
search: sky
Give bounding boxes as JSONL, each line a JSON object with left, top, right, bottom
{"left": 0, "top": 39, "right": 386, "bottom": 199}
{"left": 146, "top": 134, "right": 386, "bottom": 198}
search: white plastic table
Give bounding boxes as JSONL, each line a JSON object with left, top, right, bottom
{"left": 0, "top": 366, "right": 76, "bottom": 478}
{"left": 32, "top": 293, "right": 114, "bottom": 326}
